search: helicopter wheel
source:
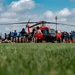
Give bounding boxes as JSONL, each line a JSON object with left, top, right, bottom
{"left": 36, "top": 39, "right": 42, "bottom": 43}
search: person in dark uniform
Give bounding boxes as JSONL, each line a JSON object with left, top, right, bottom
{"left": 13, "top": 30, "right": 17, "bottom": 42}
{"left": 20, "top": 28, "right": 28, "bottom": 42}
{"left": 31, "top": 27, "right": 36, "bottom": 42}
{"left": 69, "top": 32, "right": 73, "bottom": 43}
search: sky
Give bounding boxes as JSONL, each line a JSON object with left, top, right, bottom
{"left": 0, "top": 0, "right": 75, "bottom": 36}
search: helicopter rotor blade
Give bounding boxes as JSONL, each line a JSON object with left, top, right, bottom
{"left": 0, "top": 22, "right": 38, "bottom": 25}
{"left": 0, "top": 21, "right": 75, "bottom": 27}
{"left": 42, "top": 21, "right": 75, "bottom": 27}
{"left": 30, "top": 22, "right": 42, "bottom": 28}
{"left": 57, "top": 23, "right": 75, "bottom": 27}
{"left": 30, "top": 21, "right": 75, "bottom": 28}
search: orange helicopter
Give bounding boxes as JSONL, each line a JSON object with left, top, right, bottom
{"left": 25, "top": 20, "right": 75, "bottom": 43}
{"left": 26, "top": 21, "right": 56, "bottom": 42}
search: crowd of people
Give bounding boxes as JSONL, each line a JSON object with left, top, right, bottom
{"left": 56, "top": 31, "right": 75, "bottom": 43}
{"left": 0, "top": 26, "right": 75, "bottom": 43}
{"left": 0, "top": 27, "right": 37, "bottom": 43}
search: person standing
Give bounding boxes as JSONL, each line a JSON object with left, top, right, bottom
{"left": 13, "top": 30, "right": 17, "bottom": 43}
{"left": 72, "top": 31, "right": 75, "bottom": 43}
{"left": 35, "top": 26, "right": 43, "bottom": 43}
{"left": 20, "top": 28, "right": 27, "bottom": 42}
{"left": 31, "top": 27, "right": 36, "bottom": 42}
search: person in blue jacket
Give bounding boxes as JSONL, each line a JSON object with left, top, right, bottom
{"left": 13, "top": 30, "right": 17, "bottom": 42}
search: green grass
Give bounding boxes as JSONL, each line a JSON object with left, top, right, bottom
{"left": 0, "top": 43, "right": 75, "bottom": 75}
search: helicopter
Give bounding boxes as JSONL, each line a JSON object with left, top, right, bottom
{"left": 25, "top": 20, "right": 75, "bottom": 43}
{"left": 26, "top": 21, "right": 56, "bottom": 42}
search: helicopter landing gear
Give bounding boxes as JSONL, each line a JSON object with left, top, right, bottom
{"left": 35, "top": 39, "right": 42, "bottom": 43}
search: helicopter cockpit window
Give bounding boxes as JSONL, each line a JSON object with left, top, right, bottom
{"left": 43, "top": 29, "right": 48, "bottom": 34}
{"left": 49, "top": 29, "right": 56, "bottom": 33}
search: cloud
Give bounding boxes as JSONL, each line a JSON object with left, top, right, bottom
{"left": 0, "top": 18, "right": 18, "bottom": 23}
{"left": 8, "top": 0, "right": 35, "bottom": 12}
{"left": 0, "top": 7, "right": 3, "bottom": 12}
{"left": 43, "top": 10, "right": 54, "bottom": 18}
{"left": 57, "top": 8, "right": 71, "bottom": 17}
{"left": 0, "top": 3, "right": 4, "bottom": 12}
{"left": 0, "top": 0, "right": 36, "bottom": 22}
{"left": 1, "top": 12, "right": 17, "bottom": 18}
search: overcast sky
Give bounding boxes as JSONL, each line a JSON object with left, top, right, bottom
{"left": 0, "top": 0, "right": 75, "bottom": 36}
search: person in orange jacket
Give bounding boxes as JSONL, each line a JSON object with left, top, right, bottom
{"left": 35, "top": 26, "right": 43, "bottom": 42}
{"left": 56, "top": 30, "right": 62, "bottom": 43}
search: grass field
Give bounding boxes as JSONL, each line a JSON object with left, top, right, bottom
{"left": 0, "top": 43, "right": 75, "bottom": 75}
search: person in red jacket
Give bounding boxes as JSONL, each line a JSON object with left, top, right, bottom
{"left": 56, "top": 30, "right": 62, "bottom": 43}
{"left": 35, "top": 26, "right": 43, "bottom": 42}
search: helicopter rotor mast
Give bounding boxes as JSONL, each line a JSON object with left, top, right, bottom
{"left": 30, "top": 21, "right": 47, "bottom": 28}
